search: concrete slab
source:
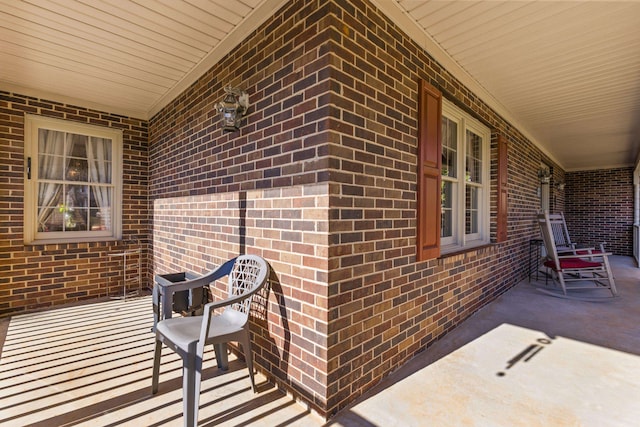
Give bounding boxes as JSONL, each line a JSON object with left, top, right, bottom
{"left": 328, "top": 256, "right": 640, "bottom": 427}
{"left": 330, "top": 324, "right": 640, "bottom": 426}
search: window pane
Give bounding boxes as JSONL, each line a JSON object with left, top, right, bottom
{"left": 37, "top": 183, "right": 63, "bottom": 232}
{"left": 66, "top": 158, "right": 88, "bottom": 181}
{"left": 465, "top": 186, "right": 479, "bottom": 234}
{"left": 61, "top": 184, "right": 89, "bottom": 231}
{"left": 441, "top": 117, "right": 457, "bottom": 178}
{"left": 38, "top": 129, "right": 65, "bottom": 180}
{"left": 465, "top": 130, "right": 482, "bottom": 183}
{"left": 26, "top": 116, "right": 122, "bottom": 243}
{"left": 89, "top": 185, "right": 112, "bottom": 231}
{"left": 66, "top": 184, "right": 89, "bottom": 209}
{"left": 69, "top": 134, "right": 88, "bottom": 159}
{"left": 88, "top": 137, "right": 113, "bottom": 184}
{"left": 67, "top": 134, "right": 89, "bottom": 181}
{"left": 89, "top": 208, "right": 108, "bottom": 230}
{"left": 66, "top": 208, "right": 89, "bottom": 231}
{"left": 35, "top": 127, "right": 114, "bottom": 235}
{"left": 441, "top": 181, "right": 454, "bottom": 238}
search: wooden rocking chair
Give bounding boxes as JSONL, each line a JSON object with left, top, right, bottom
{"left": 547, "top": 212, "right": 605, "bottom": 255}
{"left": 537, "top": 212, "right": 617, "bottom": 299}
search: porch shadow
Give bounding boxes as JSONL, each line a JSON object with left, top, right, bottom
{"left": 0, "top": 295, "right": 322, "bottom": 426}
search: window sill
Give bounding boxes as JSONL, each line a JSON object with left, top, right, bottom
{"left": 25, "top": 236, "right": 120, "bottom": 246}
{"left": 439, "top": 242, "right": 495, "bottom": 259}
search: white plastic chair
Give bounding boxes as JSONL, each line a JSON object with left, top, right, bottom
{"left": 151, "top": 255, "right": 269, "bottom": 427}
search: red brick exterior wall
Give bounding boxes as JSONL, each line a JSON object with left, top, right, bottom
{"left": 0, "top": 92, "right": 149, "bottom": 316}
{"left": 1, "top": 0, "right": 632, "bottom": 421}
{"left": 152, "top": 186, "right": 330, "bottom": 407}
{"left": 146, "top": 0, "right": 567, "bottom": 418}
{"left": 565, "top": 167, "right": 633, "bottom": 255}
{"left": 318, "top": 1, "right": 565, "bottom": 415}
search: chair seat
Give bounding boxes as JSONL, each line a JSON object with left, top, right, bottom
{"left": 157, "top": 309, "right": 247, "bottom": 351}
{"left": 543, "top": 258, "right": 602, "bottom": 270}
{"left": 574, "top": 249, "right": 604, "bottom": 256}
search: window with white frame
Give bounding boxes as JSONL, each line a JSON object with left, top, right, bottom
{"left": 24, "top": 115, "right": 123, "bottom": 244}
{"left": 440, "top": 101, "right": 490, "bottom": 252}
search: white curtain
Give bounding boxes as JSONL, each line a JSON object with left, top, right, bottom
{"left": 37, "top": 130, "right": 69, "bottom": 230}
{"left": 87, "top": 137, "right": 112, "bottom": 231}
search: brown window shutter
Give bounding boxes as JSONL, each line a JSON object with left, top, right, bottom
{"left": 417, "top": 80, "right": 442, "bottom": 261}
{"left": 496, "top": 134, "right": 508, "bottom": 242}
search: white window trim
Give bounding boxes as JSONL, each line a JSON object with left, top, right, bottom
{"left": 441, "top": 101, "right": 491, "bottom": 253}
{"left": 24, "top": 114, "right": 123, "bottom": 244}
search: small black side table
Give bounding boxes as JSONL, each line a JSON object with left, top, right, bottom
{"left": 529, "top": 239, "right": 544, "bottom": 282}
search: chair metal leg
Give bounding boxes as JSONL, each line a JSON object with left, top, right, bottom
{"left": 151, "top": 339, "right": 162, "bottom": 394}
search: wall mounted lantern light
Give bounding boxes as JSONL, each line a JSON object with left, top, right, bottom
{"left": 556, "top": 182, "right": 566, "bottom": 191}
{"left": 215, "top": 86, "right": 249, "bottom": 132}
{"left": 538, "top": 168, "right": 551, "bottom": 184}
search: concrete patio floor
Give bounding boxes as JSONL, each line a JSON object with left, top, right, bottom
{"left": 1, "top": 256, "right": 639, "bottom": 426}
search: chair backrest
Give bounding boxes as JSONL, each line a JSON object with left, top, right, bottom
{"left": 227, "top": 255, "right": 269, "bottom": 315}
{"left": 537, "top": 212, "right": 562, "bottom": 269}
{"left": 547, "top": 212, "right": 574, "bottom": 251}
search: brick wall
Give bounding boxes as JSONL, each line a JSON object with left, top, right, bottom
{"left": 319, "top": 0, "right": 570, "bottom": 416}
{"left": 148, "top": 0, "right": 337, "bottom": 412}
{"left": 147, "top": 0, "right": 566, "bottom": 418}
{"left": 152, "top": 184, "right": 330, "bottom": 410}
{"left": 2, "top": 0, "right": 631, "bottom": 421}
{"left": 565, "top": 167, "right": 633, "bottom": 255}
{"left": 0, "top": 92, "right": 149, "bottom": 316}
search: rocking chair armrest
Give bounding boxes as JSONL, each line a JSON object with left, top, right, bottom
{"left": 557, "top": 249, "right": 595, "bottom": 257}
{"left": 580, "top": 247, "right": 612, "bottom": 256}
{"left": 575, "top": 241, "right": 607, "bottom": 250}
{"left": 556, "top": 250, "right": 612, "bottom": 259}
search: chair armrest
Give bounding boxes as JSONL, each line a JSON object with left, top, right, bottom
{"left": 198, "top": 291, "right": 261, "bottom": 346}
{"left": 204, "top": 292, "right": 250, "bottom": 312}
{"left": 574, "top": 241, "right": 608, "bottom": 253}
{"left": 557, "top": 250, "right": 612, "bottom": 258}
{"left": 154, "top": 272, "right": 206, "bottom": 292}
{"left": 557, "top": 248, "right": 596, "bottom": 256}
{"left": 198, "top": 261, "right": 269, "bottom": 344}
{"left": 155, "top": 271, "right": 200, "bottom": 283}
{"left": 153, "top": 258, "right": 238, "bottom": 328}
